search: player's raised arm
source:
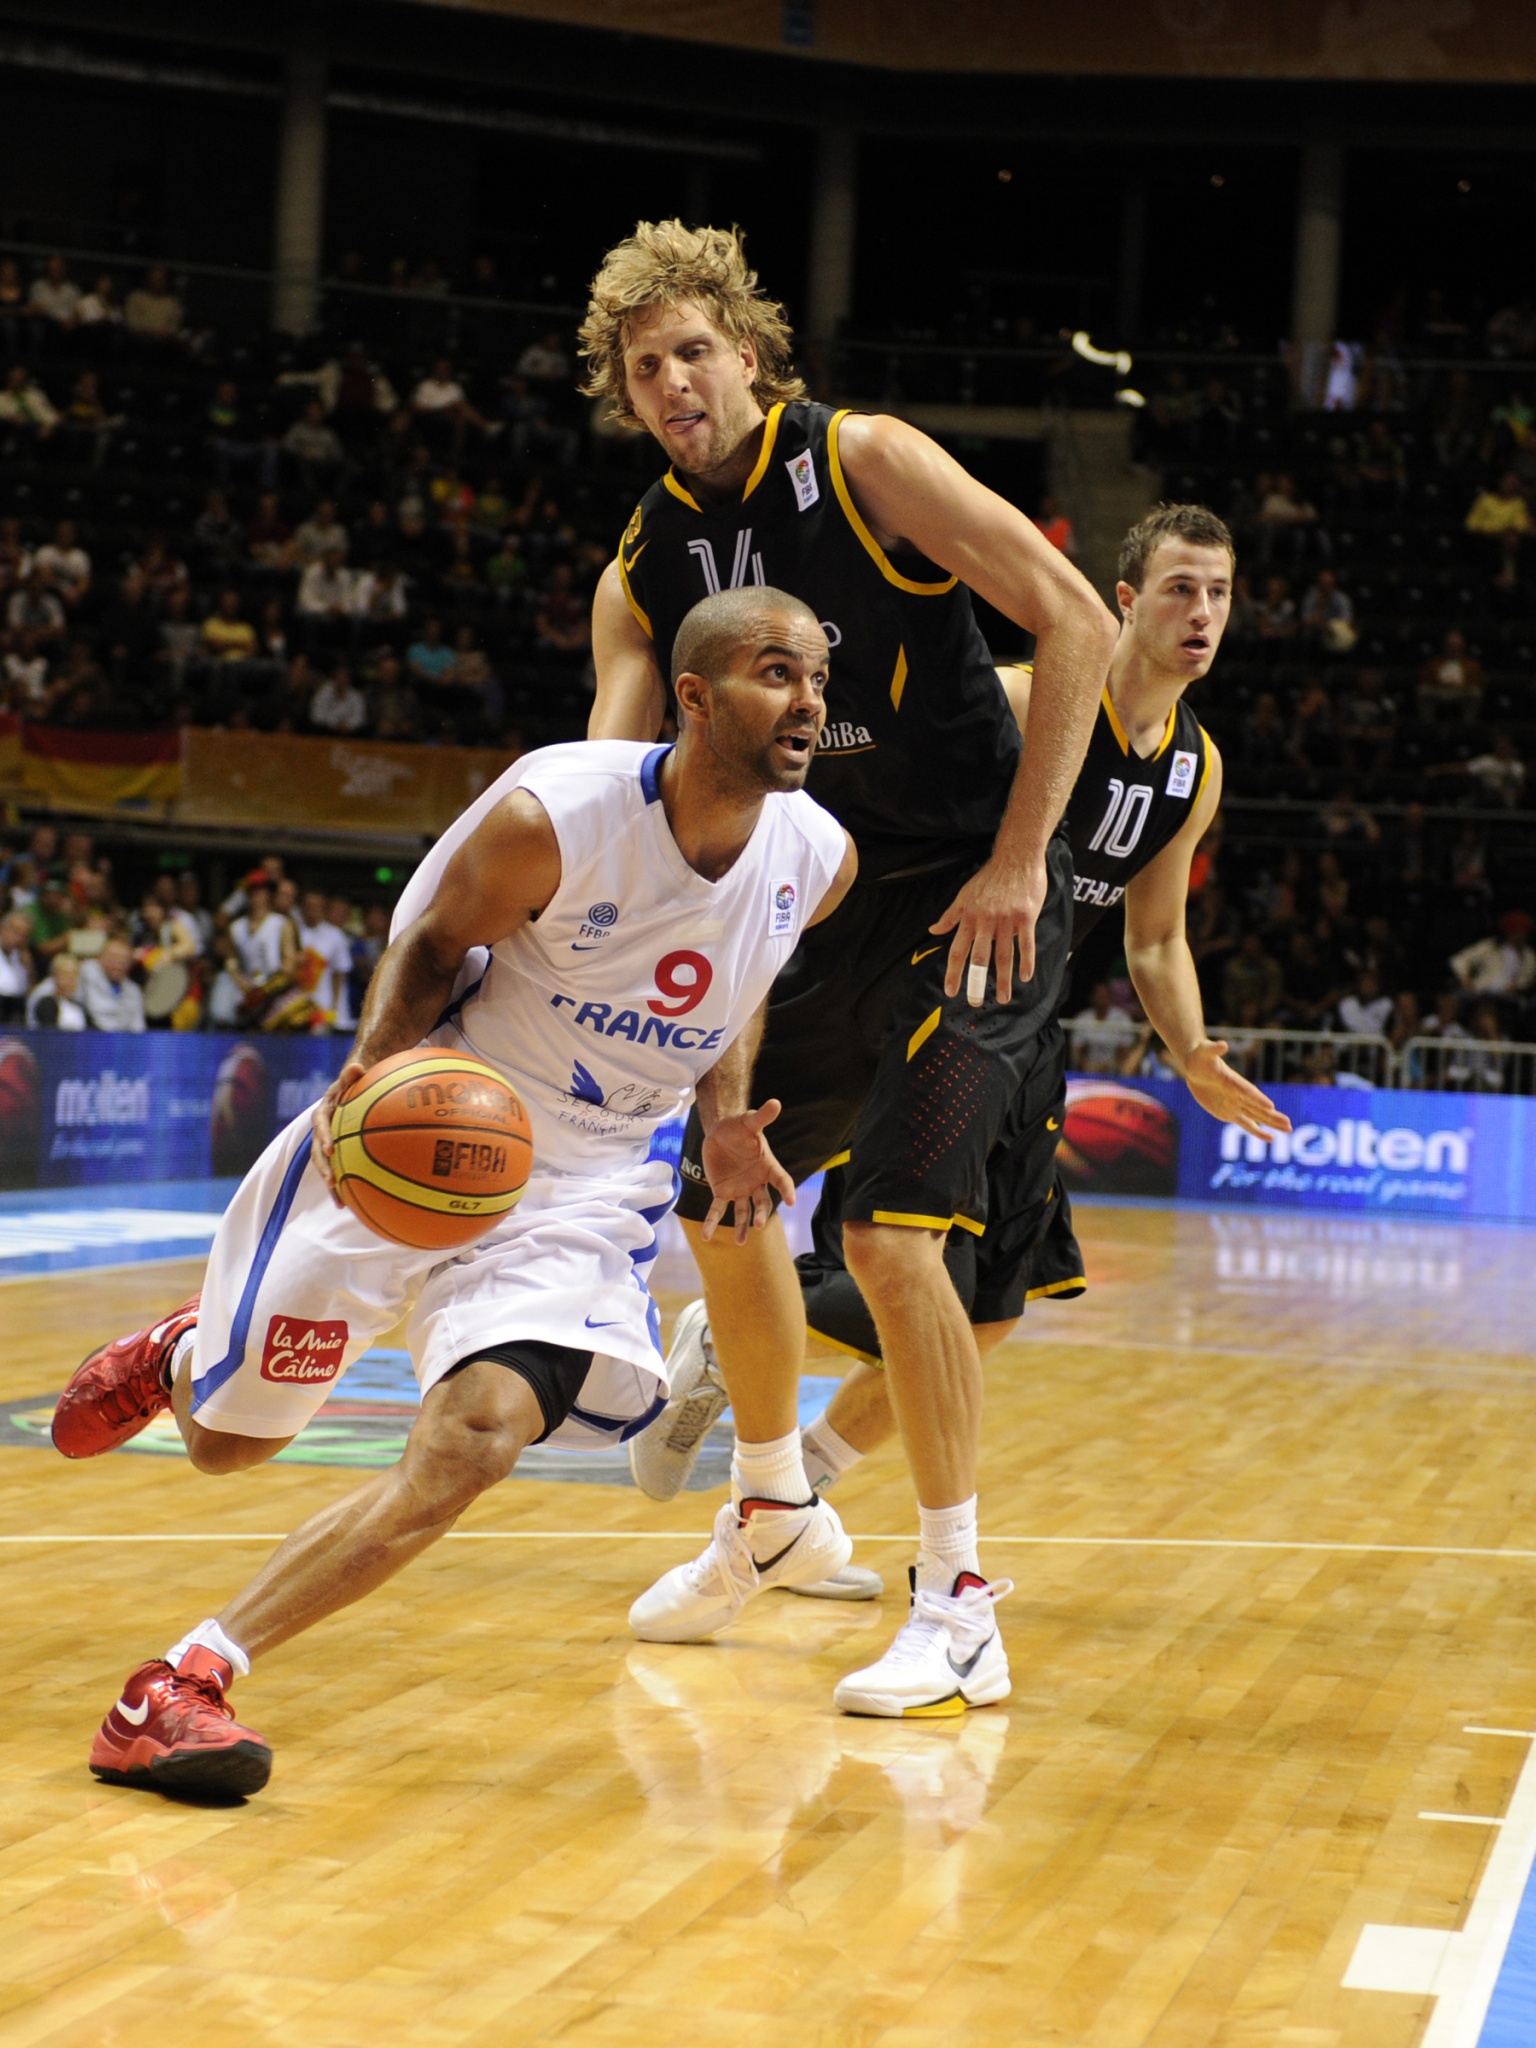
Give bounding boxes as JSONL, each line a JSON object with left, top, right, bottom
{"left": 590, "top": 557, "right": 668, "bottom": 740}
{"left": 313, "top": 791, "right": 562, "bottom": 1183}
{"left": 837, "top": 413, "right": 1117, "bottom": 1004}
{"left": 1121, "top": 743, "right": 1288, "bottom": 1141}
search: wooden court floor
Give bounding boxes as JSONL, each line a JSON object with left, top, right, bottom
{"left": 4, "top": 1202, "right": 1536, "bottom": 2046}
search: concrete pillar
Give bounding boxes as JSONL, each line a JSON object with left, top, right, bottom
{"left": 271, "top": 17, "right": 328, "bottom": 336}
{"left": 1116, "top": 174, "right": 1146, "bottom": 345}
{"left": 1291, "top": 139, "right": 1343, "bottom": 400}
{"left": 805, "top": 124, "right": 857, "bottom": 344}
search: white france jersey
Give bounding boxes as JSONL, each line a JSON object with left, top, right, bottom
{"left": 392, "top": 741, "right": 847, "bottom": 1173}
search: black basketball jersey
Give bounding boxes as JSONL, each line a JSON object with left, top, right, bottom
{"left": 1065, "top": 688, "right": 1212, "bottom": 948}
{"left": 620, "top": 400, "right": 1020, "bottom": 881}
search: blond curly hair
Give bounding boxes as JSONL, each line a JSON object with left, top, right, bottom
{"left": 579, "top": 220, "right": 805, "bottom": 429}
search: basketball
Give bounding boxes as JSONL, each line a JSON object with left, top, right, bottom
{"left": 1057, "top": 1081, "right": 1179, "bottom": 1196}
{"left": 330, "top": 1049, "right": 534, "bottom": 1250}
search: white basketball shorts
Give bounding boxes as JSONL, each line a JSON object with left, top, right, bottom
{"left": 188, "top": 1108, "right": 674, "bottom": 1448}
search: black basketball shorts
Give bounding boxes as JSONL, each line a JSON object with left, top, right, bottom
{"left": 446, "top": 1339, "right": 593, "bottom": 1444}
{"left": 795, "top": 1019, "right": 1086, "bottom": 1358}
{"left": 676, "top": 834, "right": 1074, "bottom": 1237}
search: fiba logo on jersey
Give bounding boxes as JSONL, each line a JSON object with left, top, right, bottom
{"left": 770, "top": 876, "right": 799, "bottom": 937}
{"left": 786, "top": 449, "right": 819, "bottom": 511}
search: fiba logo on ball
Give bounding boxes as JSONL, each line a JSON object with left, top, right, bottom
{"left": 1057, "top": 1081, "right": 1180, "bottom": 1196}
{"left": 587, "top": 902, "right": 618, "bottom": 928}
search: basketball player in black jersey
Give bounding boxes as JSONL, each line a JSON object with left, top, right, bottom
{"left": 784, "top": 506, "right": 1294, "bottom": 1478}
{"left": 584, "top": 221, "right": 1117, "bottom": 1716}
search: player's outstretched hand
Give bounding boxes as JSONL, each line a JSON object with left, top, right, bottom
{"left": 312, "top": 1060, "right": 367, "bottom": 1203}
{"left": 931, "top": 848, "right": 1049, "bottom": 1008}
{"left": 700, "top": 1098, "right": 796, "bottom": 1246}
{"left": 1183, "top": 1041, "right": 1292, "bottom": 1140}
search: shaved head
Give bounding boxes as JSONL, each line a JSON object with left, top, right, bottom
{"left": 670, "top": 586, "right": 825, "bottom": 690}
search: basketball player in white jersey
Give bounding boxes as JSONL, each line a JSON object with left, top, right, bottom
{"left": 50, "top": 586, "right": 857, "bottom": 1800}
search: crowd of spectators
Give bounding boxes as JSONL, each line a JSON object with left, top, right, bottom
{"left": 3, "top": 252, "right": 1536, "bottom": 1078}
{"left": 0, "top": 822, "right": 392, "bottom": 1034}
{"left": 0, "top": 250, "right": 639, "bottom": 748}
{"left": 1053, "top": 344, "right": 1536, "bottom": 1082}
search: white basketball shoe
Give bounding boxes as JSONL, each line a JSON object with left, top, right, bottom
{"left": 631, "top": 1300, "right": 885, "bottom": 1599}
{"left": 833, "top": 1571, "right": 1013, "bottom": 1718}
{"left": 628, "top": 1496, "right": 854, "bottom": 1643}
{"left": 629, "top": 1300, "right": 729, "bottom": 1502}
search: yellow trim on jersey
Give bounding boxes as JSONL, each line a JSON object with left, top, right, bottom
{"left": 907, "top": 1006, "right": 942, "bottom": 1061}
{"left": 617, "top": 547, "right": 653, "bottom": 638}
{"left": 806, "top": 1322, "right": 881, "bottom": 1367}
{"left": 1025, "top": 1276, "right": 1087, "bottom": 1300}
{"left": 663, "top": 470, "right": 703, "bottom": 512}
{"left": 1101, "top": 686, "right": 1131, "bottom": 754}
{"left": 951, "top": 1213, "right": 986, "bottom": 1238}
{"left": 1193, "top": 724, "right": 1216, "bottom": 809}
{"left": 1101, "top": 687, "right": 1178, "bottom": 760}
{"left": 890, "top": 644, "right": 908, "bottom": 711}
{"left": 826, "top": 410, "right": 959, "bottom": 596}
{"left": 740, "top": 402, "right": 784, "bottom": 501}
{"left": 820, "top": 1149, "right": 852, "bottom": 1172}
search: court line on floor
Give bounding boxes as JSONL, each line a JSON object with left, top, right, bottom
{"left": 7, "top": 1532, "right": 1536, "bottom": 1558}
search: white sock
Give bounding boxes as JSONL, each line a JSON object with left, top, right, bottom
{"left": 731, "top": 1429, "right": 812, "bottom": 1511}
{"left": 165, "top": 1326, "right": 196, "bottom": 1392}
{"left": 164, "top": 1617, "right": 251, "bottom": 1681}
{"left": 800, "top": 1412, "right": 865, "bottom": 1495}
{"left": 915, "top": 1497, "right": 981, "bottom": 1594}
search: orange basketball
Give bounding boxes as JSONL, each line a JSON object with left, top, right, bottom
{"left": 330, "top": 1049, "right": 534, "bottom": 1250}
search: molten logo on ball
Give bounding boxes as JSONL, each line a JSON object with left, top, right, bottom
{"left": 260, "top": 1316, "right": 348, "bottom": 1384}
{"left": 404, "top": 1078, "right": 514, "bottom": 1123}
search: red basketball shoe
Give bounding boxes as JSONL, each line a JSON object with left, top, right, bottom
{"left": 52, "top": 1294, "right": 200, "bottom": 1459}
{"left": 90, "top": 1647, "right": 271, "bottom": 1798}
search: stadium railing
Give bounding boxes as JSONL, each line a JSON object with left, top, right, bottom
{"left": 1396, "top": 1034, "right": 1536, "bottom": 1095}
{"left": 1070, "top": 1019, "right": 1536, "bottom": 1095}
